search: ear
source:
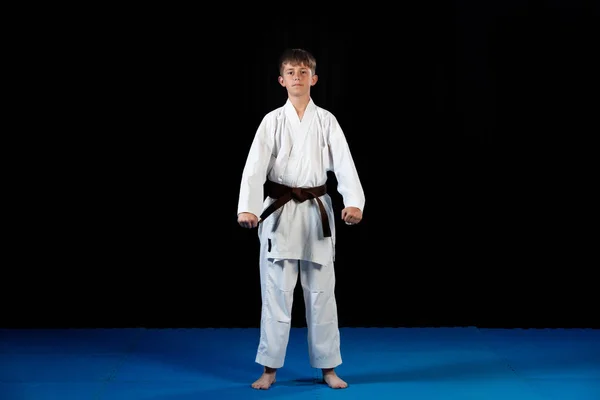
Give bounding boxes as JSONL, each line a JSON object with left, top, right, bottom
{"left": 311, "top": 74, "right": 318, "bottom": 86}
{"left": 278, "top": 76, "right": 285, "bottom": 87}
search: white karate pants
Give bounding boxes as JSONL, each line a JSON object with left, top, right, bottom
{"left": 255, "top": 257, "right": 342, "bottom": 369}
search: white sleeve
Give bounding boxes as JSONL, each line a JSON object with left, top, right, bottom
{"left": 237, "top": 115, "right": 274, "bottom": 217}
{"left": 328, "top": 115, "right": 365, "bottom": 211}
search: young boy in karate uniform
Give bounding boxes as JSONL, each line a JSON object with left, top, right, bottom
{"left": 237, "top": 48, "right": 365, "bottom": 390}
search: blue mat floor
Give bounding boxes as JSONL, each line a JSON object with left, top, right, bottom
{"left": 1, "top": 327, "right": 598, "bottom": 399}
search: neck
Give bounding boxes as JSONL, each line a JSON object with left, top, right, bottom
{"left": 288, "top": 94, "right": 310, "bottom": 116}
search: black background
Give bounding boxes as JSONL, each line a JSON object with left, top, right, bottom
{"left": 7, "top": 1, "right": 598, "bottom": 329}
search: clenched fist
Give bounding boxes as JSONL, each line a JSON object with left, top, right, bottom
{"left": 238, "top": 212, "right": 259, "bottom": 229}
{"left": 342, "top": 207, "right": 362, "bottom": 225}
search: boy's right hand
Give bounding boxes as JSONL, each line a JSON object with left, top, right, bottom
{"left": 238, "top": 212, "right": 259, "bottom": 229}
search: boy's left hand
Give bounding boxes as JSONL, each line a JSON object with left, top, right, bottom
{"left": 342, "top": 207, "right": 362, "bottom": 225}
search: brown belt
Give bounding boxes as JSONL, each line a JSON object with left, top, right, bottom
{"left": 259, "top": 180, "right": 331, "bottom": 237}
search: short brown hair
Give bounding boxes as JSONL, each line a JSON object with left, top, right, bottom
{"left": 278, "top": 48, "right": 317, "bottom": 76}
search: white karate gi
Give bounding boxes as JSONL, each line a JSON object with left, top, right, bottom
{"left": 238, "top": 98, "right": 365, "bottom": 369}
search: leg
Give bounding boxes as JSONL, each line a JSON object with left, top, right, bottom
{"left": 299, "top": 260, "right": 348, "bottom": 389}
{"left": 253, "top": 258, "right": 299, "bottom": 389}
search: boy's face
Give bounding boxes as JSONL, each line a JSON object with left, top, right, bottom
{"left": 278, "top": 62, "right": 318, "bottom": 97}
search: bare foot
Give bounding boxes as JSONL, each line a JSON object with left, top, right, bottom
{"left": 322, "top": 368, "right": 348, "bottom": 389}
{"left": 251, "top": 367, "right": 276, "bottom": 390}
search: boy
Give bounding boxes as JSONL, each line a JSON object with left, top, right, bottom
{"left": 237, "top": 48, "right": 365, "bottom": 390}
